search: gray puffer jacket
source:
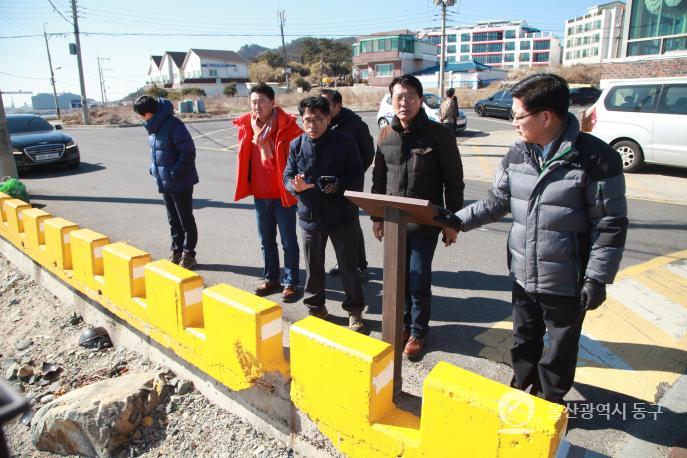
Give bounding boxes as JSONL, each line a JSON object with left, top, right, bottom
{"left": 456, "top": 114, "right": 628, "bottom": 296}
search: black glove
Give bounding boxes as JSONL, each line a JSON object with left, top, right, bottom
{"left": 580, "top": 278, "right": 606, "bottom": 310}
{"left": 433, "top": 208, "right": 462, "bottom": 231}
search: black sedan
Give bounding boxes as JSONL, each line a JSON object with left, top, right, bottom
{"left": 569, "top": 87, "right": 601, "bottom": 105}
{"left": 474, "top": 90, "right": 514, "bottom": 120}
{"left": 7, "top": 114, "right": 80, "bottom": 172}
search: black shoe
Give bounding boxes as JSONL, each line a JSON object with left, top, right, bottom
{"left": 179, "top": 252, "right": 197, "bottom": 270}
{"left": 169, "top": 251, "right": 182, "bottom": 264}
{"left": 329, "top": 265, "right": 340, "bottom": 276}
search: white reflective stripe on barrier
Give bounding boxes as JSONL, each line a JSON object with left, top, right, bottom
{"left": 184, "top": 287, "right": 203, "bottom": 307}
{"left": 261, "top": 318, "right": 282, "bottom": 341}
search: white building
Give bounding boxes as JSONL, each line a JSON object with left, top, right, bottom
{"left": 414, "top": 61, "right": 507, "bottom": 90}
{"left": 147, "top": 49, "right": 249, "bottom": 97}
{"left": 418, "top": 20, "right": 563, "bottom": 70}
{"left": 563, "top": 2, "right": 625, "bottom": 66}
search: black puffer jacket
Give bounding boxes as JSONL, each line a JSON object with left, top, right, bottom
{"left": 371, "top": 108, "right": 464, "bottom": 237}
{"left": 330, "top": 107, "right": 375, "bottom": 171}
{"left": 283, "top": 128, "right": 364, "bottom": 231}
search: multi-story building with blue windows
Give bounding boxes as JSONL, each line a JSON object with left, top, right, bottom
{"left": 417, "top": 20, "right": 562, "bottom": 70}
{"left": 563, "top": 2, "right": 626, "bottom": 65}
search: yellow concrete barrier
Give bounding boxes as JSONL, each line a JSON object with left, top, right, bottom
{"left": 102, "top": 242, "right": 151, "bottom": 321}
{"left": 202, "top": 283, "right": 289, "bottom": 390}
{"left": 21, "top": 208, "right": 51, "bottom": 254}
{"left": 144, "top": 259, "right": 204, "bottom": 349}
{"left": 44, "top": 217, "right": 79, "bottom": 270}
{"left": 0, "top": 192, "right": 12, "bottom": 224}
{"left": 420, "top": 362, "right": 566, "bottom": 458}
{"left": 71, "top": 229, "right": 110, "bottom": 293}
{"left": 3, "top": 199, "right": 31, "bottom": 238}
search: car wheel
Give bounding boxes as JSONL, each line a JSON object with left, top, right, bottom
{"left": 612, "top": 140, "right": 644, "bottom": 173}
{"left": 508, "top": 109, "right": 514, "bottom": 121}
{"left": 66, "top": 159, "right": 80, "bottom": 169}
{"left": 475, "top": 105, "right": 484, "bottom": 117}
{"left": 378, "top": 118, "right": 390, "bottom": 129}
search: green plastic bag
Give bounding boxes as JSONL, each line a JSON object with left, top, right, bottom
{"left": 0, "top": 177, "right": 30, "bottom": 203}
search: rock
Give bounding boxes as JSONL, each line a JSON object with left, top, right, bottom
{"left": 176, "top": 380, "right": 193, "bottom": 395}
{"left": 5, "top": 363, "right": 18, "bottom": 381}
{"left": 31, "top": 371, "right": 162, "bottom": 457}
{"left": 9, "top": 297, "right": 19, "bottom": 305}
{"left": 15, "top": 339, "right": 33, "bottom": 351}
{"left": 40, "top": 395, "right": 55, "bottom": 404}
{"left": 18, "top": 364, "right": 34, "bottom": 378}
{"left": 253, "top": 445, "right": 265, "bottom": 456}
{"left": 142, "top": 416, "right": 153, "bottom": 428}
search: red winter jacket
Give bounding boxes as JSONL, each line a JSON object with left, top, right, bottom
{"left": 233, "top": 107, "right": 303, "bottom": 207}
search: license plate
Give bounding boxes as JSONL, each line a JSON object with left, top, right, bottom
{"left": 35, "top": 153, "right": 60, "bottom": 161}
{"left": 457, "top": 120, "right": 467, "bottom": 126}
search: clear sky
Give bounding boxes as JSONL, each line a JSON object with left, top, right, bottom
{"left": 1, "top": 0, "right": 602, "bottom": 106}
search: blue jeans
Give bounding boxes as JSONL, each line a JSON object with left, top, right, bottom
{"left": 404, "top": 233, "right": 439, "bottom": 338}
{"left": 254, "top": 199, "right": 299, "bottom": 286}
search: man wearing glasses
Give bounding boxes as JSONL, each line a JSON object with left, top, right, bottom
{"left": 371, "top": 74, "right": 465, "bottom": 359}
{"left": 283, "top": 96, "right": 366, "bottom": 332}
{"left": 436, "top": 73, "right": 628, "bottom": 404}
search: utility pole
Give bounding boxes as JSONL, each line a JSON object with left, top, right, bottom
{"left": 43, "top": 25, "right": 61, "bottom": 120}
{"left": 71, "top": 0, "right": 89, "bottom": 124}
{"left": 0, "top": 90, "right": 19, "bottom": 179}
{"left": 97, "top": 55, "right": 110, "bottom": 107}
{"left": 435, "top": 0, "right": 455, "bottom": 97}
{"left": 278, "top": 10, "right": 289, "bottom": 91}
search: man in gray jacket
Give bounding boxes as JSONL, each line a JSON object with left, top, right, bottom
{"left": 436, "top": 73, "right": 628, "bottom": 404}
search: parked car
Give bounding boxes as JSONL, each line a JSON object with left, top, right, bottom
{"left": 474, "top": 90, "right": 514, "bottom": 120}
{"left": 7, "top": 114, "right": 80, "bottom": 172}
{"left": 582, "top": 77, "right": 687, "bottom": 172}
{"left": 569, "top": 86, "right": 601, "bottom": 105}
{"left": 376, "top": 92, "right": 467, "bottom": 133}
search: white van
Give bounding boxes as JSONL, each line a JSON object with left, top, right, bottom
{"left": 581, "top": 77, "right": 687, "bottom": 172}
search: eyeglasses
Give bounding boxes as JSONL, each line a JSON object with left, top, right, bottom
{"left": 392, "top": 95, "right": 420, "bottom": 103}
{"left": 512, "top": 110, "right": 543, "bottom": 121}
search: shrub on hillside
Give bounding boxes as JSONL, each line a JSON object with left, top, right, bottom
{"left": 180, "top": 87, "right": 206, "bottom": 97}
{"left": 146, "top": 85, "right": 168, "bottom": 98}
{"left": 223, "top": 83, "right": 237, "bottom": 97}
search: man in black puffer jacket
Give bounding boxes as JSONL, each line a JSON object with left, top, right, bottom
{"left": 372, "top": 74, "right": 465, "bottom": 360}
{"left": 319, "top": 89, "right": 375, "bottom": 278}
{"left": 436, "top": 74, "right": 628, "bottom": 404}
{"left": 134, "top": 96, "right": 199, "bottom": 269}
{"left": 283, "top": 96, "right": 366, "bottom": 332}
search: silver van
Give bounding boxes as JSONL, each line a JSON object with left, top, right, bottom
{"left": 581, "top": 77, "right": 687, "bottom": 172}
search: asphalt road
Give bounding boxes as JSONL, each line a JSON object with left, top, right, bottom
{"left": 18, "top": 109, "right": 687, "bottom": 457}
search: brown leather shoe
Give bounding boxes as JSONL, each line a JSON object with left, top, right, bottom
{"left": 281, "top": 285, "right": 298, "bottom": 303}
{"left": 254, "top": 280, "right": 281, "bottom": 297}
{"left": 403, "top": 336, "right": 425, "bottom": 360}
{"left": 402, "top": 330, "right": 411, "bottom": 348}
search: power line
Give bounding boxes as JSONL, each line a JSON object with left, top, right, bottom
{"left": 0, "top": 70, "right": 48, "bottom": 80}
{"left": 46, "top": 0, "right": 72, "bottom": 25}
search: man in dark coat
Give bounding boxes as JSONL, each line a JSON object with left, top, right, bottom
{"left": 436, "top": 73, "right": 628, "bottom": 404}
{"left": 283, "top": 96, "right": 366, "bottom": 332}
{"left": 319, "top": 89, "right": 374, "bottom": 278}
{"left": 134, "top": 96, "right": 199, "bottom": 269}
{"left": 371, "top": 75, "right": 465, "bottom": 359}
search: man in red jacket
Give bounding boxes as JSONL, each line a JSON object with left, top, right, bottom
{"left": 233, "top": 84, "right": 304, "bottom": 302}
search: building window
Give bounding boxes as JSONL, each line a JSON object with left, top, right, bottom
{"left": 460, "top": 54, "right": 470, "bottom": 62}
{"left": 505, "top": 29, "right": 516, "bottom": 39}
{"left": 594, "top": 19, "right": 602, "bottom": 29}
{"left": 504, "top": 53, "right": 514, "bottom": 62}
{"left": 505, "top": 41, "right": 515, "bottom": 51}
{"left": 565, "top": 51, "right": 571, "bottom": 60}
{"left": 627, "top": 39, "right": 661, "bottom": 56}
{"left": 474, "top": 54, "right": 502, "bottom": 64}
{"left": 460, "top": 44, "right": 470, "bottom": 53}
{"left": 533, "top": 52, "right": 550, "bottom": 62}
{"left": 519, "top": 52, "right": 530, "bottom": 61}
{"left": 567, "top": 27, "right": 573, "bottom": 35}
{"left": 391, "top": 38, "right": 399, "bottom": 50}
{"left": 425, "top": 35, "right": 441, "bottom": 45}
{"left": 629, "top": 0, "right": 687, "bottom": 40}
{"left": 473, "top": 31, "right": 503, "bottom": 42}
{"left": 209, "top": 69, "right": 218, "bottom": 77}
{"left": 594, "top": 34, "right": 600, "bottom": 43}
{"left": 592, "top": 47, "right": 599, "bottom": 56}
{"left": 533, "top": 40, "right": 550, "bottom": 50}
{"left": 472, "top": 43, "right": 503, "bottom": 53}
{"left": 461, "top": 33, "right": 470, "bottom": 42}
{"left": 447, "top": 55, "right": 456, "bottom": 63}
{"left": 352, "top": 45, "right": 359, "bottom": 56}
{"left": 520, "top": 41, "right": 531, "bottom": 50}
{"left": 447, "top": 34, "right": 457, "bottom": 43}
{"left": 665, "top": 37, "right": 687, "bottom": 52}
{"left": 447, "top": 45, "right": 456, "bottom": 54}
{"left": 576, "top": 25, "right": 583, "bottom": 33}
{"left": 360, "top": 69, "right": 369, "bottom": 79}
{"left": 566, "top": 39, "right": 573, "bottom": 48}
{"left": 374, "top": 63, "right": 394, "bottom": 77}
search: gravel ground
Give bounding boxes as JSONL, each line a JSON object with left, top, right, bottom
{"left": 0, "top": 252, "right": 299, "bottom": 458}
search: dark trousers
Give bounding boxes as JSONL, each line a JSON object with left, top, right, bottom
{"left": 162, "top": 187, "right": 197, "bottom": 255}
{"left": 302, "top": 221, "right": 364, "bottom": 313}
{"left": 404, "top": 234, "right": 439, "bottom": 338}
{"left": 510, "top": 281, "right": 586, "bottom": 404}
{"left": 325, "top": 213, "right": 367, "bottom": 269}
{"left": 254, "top": 198, "right": 299, "bottom": 286}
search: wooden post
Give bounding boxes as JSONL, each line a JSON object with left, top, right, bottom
{"left": 382, "top": 206, "right": 407, "bottom": 398}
